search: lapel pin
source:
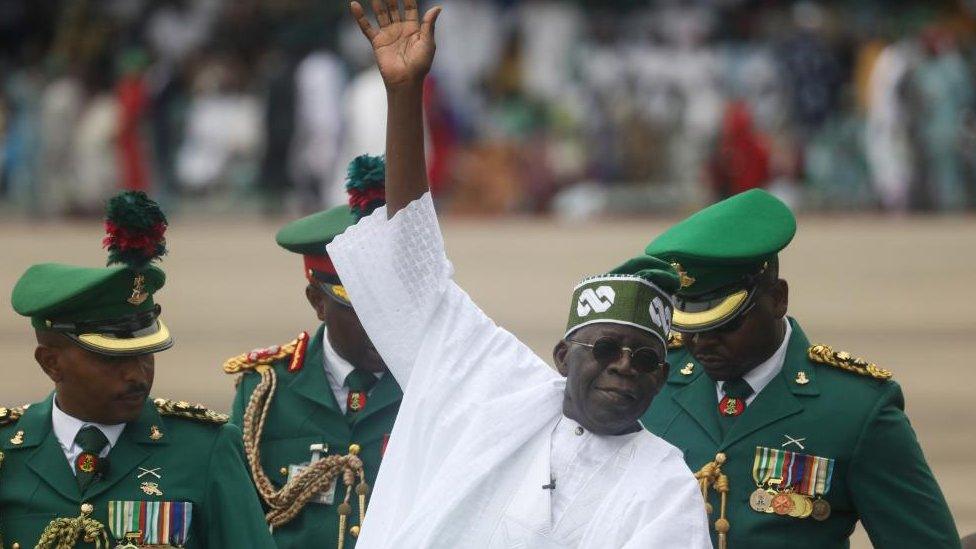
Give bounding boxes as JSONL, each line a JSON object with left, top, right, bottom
{"left": 10, "top": 430, "right": 24, "bottom": 445}
{"left": 782, "top": 434, "right": 807, "bottom": 450}
{"left": 680, "top": 363, "right": 694, "bottom": 376}
{"left": 149, "top": 425, "right": 163, "bottom": 441}
{"left": 795, "top": 371, "right": 810, "bottom": 385}
{"left": 140, "top": 481, "right": 164, "bottom": 496}
{"left": 137, "top": 466, "right": 162, "bottom": 480}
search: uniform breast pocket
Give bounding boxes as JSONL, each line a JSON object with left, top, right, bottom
{"left": 259, "top": 435, "right": 333, "bottom": 487}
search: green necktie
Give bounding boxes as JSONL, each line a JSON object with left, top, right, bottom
{"left": 344, "top": 370, "right": 378, "bottom": 418}
{"left": 718, "top": 378, "right": 754, "bottom": 436}
{"left": 75, "top": 426, "right": 109, "bottom": 492}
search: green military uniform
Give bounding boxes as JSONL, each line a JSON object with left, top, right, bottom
{"left": 641, "top": 190, "right": 959, "bottom": 548}
{"left": 0, "top": 192, "right": 274, "bottom": 548}
{"left": 227, "top": 182, "right": 402, "bottom": 549}
{"left": 0, "top": 397, "right": 273, "bottom": 548}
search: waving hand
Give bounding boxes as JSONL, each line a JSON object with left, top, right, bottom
{"left": 351, "top": 0, "right": 442, "bottom": 89}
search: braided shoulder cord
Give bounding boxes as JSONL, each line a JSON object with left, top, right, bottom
{"left": 240, "top": 367, "right": 370, "bottom": 548}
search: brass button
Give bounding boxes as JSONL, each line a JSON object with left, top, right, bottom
{"left": 348, "top": 443, "right": 361, "bottom": 455}
{"left": 350, "top": 525, "right": 361, "bottom": 537}
{"left": 13, "top": 542, "right": 21, "bottom": 549}
{"left": 280, "top": 467, "right": 289, "bottom": 476}
{"left": 80, "top": 503, "right": 94, "bottom": 514}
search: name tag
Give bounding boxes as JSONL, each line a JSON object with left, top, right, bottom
{"left": 287, "top": 464, "right": 336, "bottom": 505}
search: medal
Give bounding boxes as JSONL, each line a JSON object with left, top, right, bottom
{"left": 749, "top": 488, "right": 772, "bottom": 512}
{"left": 771, "top": 492, "right": 794, "bottom": 515}
{"left": 811, "top": 498, "right": 832, "bottom": 521}
{"left": 787, "top": 492, "right": 809, "bottom": 518}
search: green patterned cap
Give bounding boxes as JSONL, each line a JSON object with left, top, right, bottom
{"left": 565, "top": 256, "right": 679, "bottom": 346}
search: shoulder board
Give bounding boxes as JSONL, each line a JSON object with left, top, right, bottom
{"left": 667, "top": 332, "right": 684, "bottom": 350}
{"left": 808, "top": 344, "right": 893, "bottom": 381}
{"left": 222, "top": 331, "right": 310, "bottom": 374}
{"left": 153, "top": 398, "right": 229, "bottom": 425}
{"left": 0, "top": 404, "right": 28, "bottom": 427}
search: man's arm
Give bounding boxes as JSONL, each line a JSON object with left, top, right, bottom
{"left": 849, "top": 382, "right": 960, "bottom": 548}
{"left": 350, "top": 0, "right": 441, "bottom": 216}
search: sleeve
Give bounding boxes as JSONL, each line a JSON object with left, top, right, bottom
{"left": 327, "top": 192, "right": 552, "bottom": 395}
{"left": 201, "top": 423, "right": 276, "bottom": 548}
{"left": 618, "top": 457, "right": 712, "bottom": 549}
{"left": 849, "top": 382, "right": 961, "bottom": 549}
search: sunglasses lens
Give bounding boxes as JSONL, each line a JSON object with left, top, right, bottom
{"left": 632, "top": 349, "right": 663, "bottom": 373}
{"left": 591, "top": 338, "right": 622, "bottom": 363}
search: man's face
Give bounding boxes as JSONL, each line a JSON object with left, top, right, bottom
{"left": 554, "top": 323, "right": 669, "bottom": 435}
{"left": 307, "top": 284, "right": 387, "bottom": 374}
{"left": 37, "top": 335, "right": 154, "bottom": 424}
{"left": 681, "top": 279, "right": 789, "bottom": 382}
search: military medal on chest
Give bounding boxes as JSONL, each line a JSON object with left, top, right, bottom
{"left": 749, "top": 445, "right": 835, "bottom": 521}
{"left": 107, "top": 500, "right": 193, "bottom": 548}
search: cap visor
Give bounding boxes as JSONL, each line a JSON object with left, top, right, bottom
{"left": 73, "top": 319, "right": 174, "bottom": 356}
{"left": 672, "top": 290, "right": 749, "bottom": 332}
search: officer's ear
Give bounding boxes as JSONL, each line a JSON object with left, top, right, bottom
{"left": 35, "top": 342, "right": 65, "bottom": 383}
{"left": 771, "top": 279, "right": 789, "bottom": 318}
{"left": 305, "top": 284, "right": 328, "bottom": 322}
{"left": 553, "top": 340, "right": 570, "bottom": 377}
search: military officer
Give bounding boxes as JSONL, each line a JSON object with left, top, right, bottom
{"left": 641, "top": 189, "right": 960, "bottom": 548}
{"left": 0, "top": 191, "right": 275, "bottom": 549}
{"left": 226, "top": 155, "right": 402, "bottom": 549}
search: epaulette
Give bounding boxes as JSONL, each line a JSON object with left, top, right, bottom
{"left": 808, "top": 344, "right": 893, "bottom": 381}
{"left": 153, "top": 398, "right": 229, "bottom": 425}
{"left": 0, "top": 404, "right": 27, "bottom": 427}
{"left": 667, "top": 332, "right": 684, "bottom": 350}
{"left": 222, "top": 332, "right": 309, "bottom": 374}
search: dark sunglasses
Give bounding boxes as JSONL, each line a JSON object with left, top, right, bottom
{"left": 565, "top": 336, "right": 667, "bottom": 374}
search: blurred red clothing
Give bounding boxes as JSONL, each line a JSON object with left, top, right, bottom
{"left": 116, "top": 75, "right": 150, "bottom": 191}
{"left": 709, "top": 101, "right": 770, "bottom": 198}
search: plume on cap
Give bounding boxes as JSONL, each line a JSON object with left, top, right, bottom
{"left": 102, "top": 191, "right": 168, "bottom": 269}
{"left": 345, "top": 154, "right": 387, "bottom": 221}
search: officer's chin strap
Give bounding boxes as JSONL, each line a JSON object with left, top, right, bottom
{"left": 695, "top": 453, "right": 731, "bottom": 549}
{"left": 242, "top": 365, "right": 370, "bottom": 549}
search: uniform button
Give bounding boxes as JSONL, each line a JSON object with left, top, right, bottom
{"left": 280, "top": 467, "right": 289, "bottom": 476}
{"left": 350, "top": 525, "right": 361, "bottom": 537}
{"left": 348, "top": 443, "right": 361, "bottom": 455}
{"left": 12, "top": 542, "right": 21, "bottom": 549}
{"left": 81, "top": 503, "right": 94, "bottom": 514}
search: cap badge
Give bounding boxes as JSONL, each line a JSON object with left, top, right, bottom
{"left": 127, "top": 274, "right": 148, "bottom": 305}
{"left": 670, "top": 262, "right": 696, "bottom": 289}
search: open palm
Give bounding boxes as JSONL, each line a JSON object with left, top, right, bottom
{"left": 351, "top": 0, "right": 442, "bottom": 88}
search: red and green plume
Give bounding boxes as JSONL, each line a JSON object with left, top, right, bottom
{"left": 102, "top": 191, "right": 168, "bottom": 269}
{"left": 345, "top": 154, "right": 386, "bottom": 221}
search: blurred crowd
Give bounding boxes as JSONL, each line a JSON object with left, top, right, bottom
{"left": 1, "top": 0, "right": 975, "bottom": 218}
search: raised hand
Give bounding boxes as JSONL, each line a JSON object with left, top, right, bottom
{"left": 351, "top": 0, "right": 442, "bottom": 89}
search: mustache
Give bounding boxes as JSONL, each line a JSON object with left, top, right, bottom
{"left": 118, "top": 385, "right": 149, "bottom": 398}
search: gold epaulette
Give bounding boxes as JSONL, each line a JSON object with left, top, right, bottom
{"left": 222, "top": 332, "right": 310, "bottom": 375}
{"left": 668, "top": 332, "right": 684, "bottom": 350}
{"left": 808, "top": 344, "right": 893, "bottom": 381}
{"left": 0, "top": 405, "right": 27, "bottom": 427}
{"left": 153, "top": 398, "right": 229, "bottom": 425}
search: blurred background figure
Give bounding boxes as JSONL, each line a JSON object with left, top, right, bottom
{"left": 1, "top": 0, "right": 975, "bottom": 218}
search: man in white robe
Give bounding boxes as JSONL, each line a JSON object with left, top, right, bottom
{"left": 328, "top": 2, "right": 712, "bottom": 547}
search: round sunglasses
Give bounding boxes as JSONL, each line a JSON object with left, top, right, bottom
{"left": 565, "top": 336, "right": 667, "bottom": 374}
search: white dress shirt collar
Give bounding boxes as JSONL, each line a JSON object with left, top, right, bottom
{"left": 717, "top": 318, "right": 792, "bottom": 405}
{"left": 51, "top": 396, "right": 126, "bottom": 471}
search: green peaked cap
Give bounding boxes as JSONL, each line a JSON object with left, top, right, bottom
{"left": 644, "top": 189, "right": 796, "bottom": 332}
{"left": 11, "top": 192, "right": 173, "bottom": 356}
{"left": 275, "top": 206, "right": 356, "bottom": 256}
{"left": 565, "top": 256, "right": 679, "bottom": 346}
